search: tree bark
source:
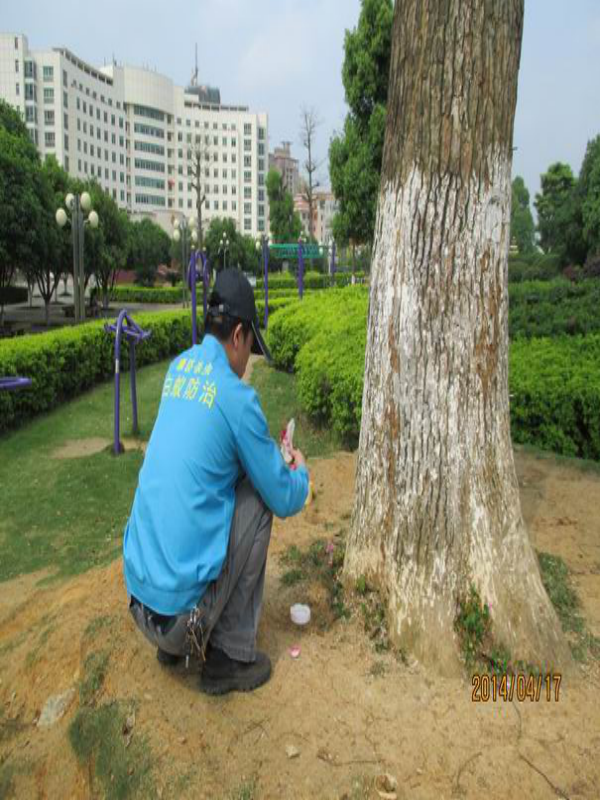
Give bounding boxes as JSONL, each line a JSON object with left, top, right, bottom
{"left": 344, "top": 0, "right": 572, "bottom": 674}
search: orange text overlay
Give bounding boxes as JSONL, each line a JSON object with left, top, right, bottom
{"left": 471, "top": 673, "right": 562, "bottom": 703}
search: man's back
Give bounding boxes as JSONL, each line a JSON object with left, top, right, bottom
{"left": 123, "top": 334, "right": 308, "bottom": 616}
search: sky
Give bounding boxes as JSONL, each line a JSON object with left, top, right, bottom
{"left": 3, "top": 0, "right": 600, "bottom": 204}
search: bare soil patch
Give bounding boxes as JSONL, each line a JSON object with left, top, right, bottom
{"left": 1, "top": 449, "right": 599, "bottom": 799}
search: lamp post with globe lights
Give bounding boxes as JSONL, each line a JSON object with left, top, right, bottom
{"left": 218, "top": 232, "right": 230, "bottom": 270}
{"left": 55, "top": 191, "right": 99, "bottom": 323}
{"left": 172, "top": 215, "right": 198, "bottom": 308}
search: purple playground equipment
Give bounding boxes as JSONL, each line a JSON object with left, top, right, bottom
{"left": 0, "top": 376, "right": 32, "bottom": 392}
{"left": 104, "top": 310, "right": 151, "bottom": 455}
{"left": 262, "top": 238, "right": 270, "bottom": 330}
{"left": 297, "top": 240, "right": 305, "bottom": 300}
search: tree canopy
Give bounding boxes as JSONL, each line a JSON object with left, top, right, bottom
{"left": 329, "top": 0, "right": 393, "bottom": 246}
{"left": 266, "top": 169, "right": 302, "bottom": 243}
{"left": 510, "top": 176, "right": 535, "bottom": 254}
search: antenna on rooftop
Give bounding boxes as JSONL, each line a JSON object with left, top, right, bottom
{"left": 191, "top": 43, "right": 199, "bottom": 87}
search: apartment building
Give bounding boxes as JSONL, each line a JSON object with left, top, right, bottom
{"left": 269, "top": 140, "right": 300, "bottom": 195}
{"left": 0, "top": 33, "right": 269, "bottom": 237}
{"left": 294, "top": 189, "right": 338, "bottom": 244}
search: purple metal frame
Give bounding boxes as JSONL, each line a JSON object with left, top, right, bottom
{"left": 105, "top": 310, "right": 151, "bottom": 455}
{"left": 297, "top": 241, "right": 305, "bottom": 300}
{"left": 0, "top": 377, "right": 32, "bottom": 392}
{"left": 263, "top": 238, "right": 269, "bottom": 329}
{"left": 330, "top": 242, "right": 336, "bottom": 282}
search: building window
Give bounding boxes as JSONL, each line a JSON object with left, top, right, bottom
{"left": 232, "top": 138, "right": 236, "bottom": 148}
{"left": 25, "top": 83, "right": 36, "bottom": 101}
{"left": 258, "top": 204, "right": 265, "bottom": 217}
{"left": 44, "top": 110, "right": 55, "bottom": 125}
{"left": 258, "top": 143, "right": 265, "bottom": 156}
{"left": 113, "top": 170, "right": 117, "bottom": 181}
{"left": 64, "top": 134, "right": 70, "bottom": 151}
{"left": 25, "top": 105, "right": 36, "bottom": 123}
{"left": 244, "top": 171, "right": 251, "bottom": 183}
{"left": 64, "top": 113, "right": 69, "bottom": 128}
{"left": 244, "top": 123, "right": 252, "bottom": 135}
{"left": 244, "top": 187, "right": 252, "bottom": 199}
{"left": 244, "top": 202, "right": 251, "bottom": 214}
{"left": 214, "top": 200, "right": 219, "bottom": 210}
{"left": 45, "top": 131, "right": 56, "bottom": 148}
{"left": 43, "top": 65, "right": 54, "bottom": 81}
{"left": 258, "top": 189, "right": 265, "bottom": 202}
{"left": 244, "top": 139, "right": 251, "bottom": 152}
{"left": 258, "top": 158, "right": 265, "bottom": 172}
{"left": 258, "top": 219, "right": 265, "bottom": 232}
{"left": 258, "top": 127, "right": 266, "bottom": 140}
{"left": 14, "top": 37, "right": 18, "bottom": 49}
{"left": 232, "top": 201, "right": 237, "bottom": 211}
{"left": 15, "top": 59, "right": 19, "bottom": 73}
{"left": 223, "top": 201, "right": 228, "bottom": 211}
{"left": 63, "top": 70, "right": 68, "bottom": 85}
{"left": 244, "top": 156, "right": 251, "bottom": 168}
{"left": 64, "top": 91, "right": 68, "bottom": 108}
{"left": 244, "top": 218, "right": 251, "bottom": 231}
{"left": 24, "top": 61, "right": 35, "bottom": 79}
{"left": 15, "top": 83, "right": 20, "bottom": 97}
{"left": 232, "top": 154, "right": 236, "bottom": 164}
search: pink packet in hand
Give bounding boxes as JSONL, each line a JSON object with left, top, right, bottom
{"left": 280, "top": 418, "right": 296, "bottom": 469}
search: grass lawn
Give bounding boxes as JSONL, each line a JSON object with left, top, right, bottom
{"left": 0, "top": 357, "right": 344, "bottom": 585}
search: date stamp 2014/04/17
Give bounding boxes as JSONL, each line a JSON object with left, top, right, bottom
{"left": 472, "top": 673, "right": 562, "bottom": 703}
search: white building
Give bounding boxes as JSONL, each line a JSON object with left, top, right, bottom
{"left": 0, "top": 33, "right": 269, "bottom": 238}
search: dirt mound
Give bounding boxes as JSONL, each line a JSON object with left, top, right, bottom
{"left": 1, "top": 450, "right": 599, "bottom": 799}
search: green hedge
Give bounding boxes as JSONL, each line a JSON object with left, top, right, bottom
{"left": 256, "top": 271, "right": 366, "bottom": 290}
{"left": 508, "top": 253, "right": 562, "bottom": 283}
{"left": 110, "top": 286, "right": 186, "bottom": 304}
{"left": 0, "top": 285, "right": 28, "bottom": 305}
{"left": 510, "top": 335, "right": 600, "bottom": 460}
{"left": 266, "top": 287, "right": 368, "bottom": 372}
{"left": 0, "top": 311, "right": 192, "bottom": 434}
{"left": 269, "top": 290, "right": 600, "bottom": 459}
{"left": 509, "top": 279, "right": 600, "bottom": 338}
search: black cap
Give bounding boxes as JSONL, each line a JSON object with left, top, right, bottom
{"left": 206, "top": 268, "right": 272, "bottom": 362}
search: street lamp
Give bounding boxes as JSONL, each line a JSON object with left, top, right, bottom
{"left": 172, "top": 215, "right": 197, "bottom": 307}
{"left": 218, "top": 232, "right": 230, "bottom": 270}
{"left": 56, "top": 191, "right": 99, "bottom": 323}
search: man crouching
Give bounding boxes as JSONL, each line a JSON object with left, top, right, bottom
{"left": 123, "top": 268, "right": 309, "bottom": 694}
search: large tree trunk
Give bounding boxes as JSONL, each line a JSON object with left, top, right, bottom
{"left": 344, "top": 0, "right": 571, "bottom": 674}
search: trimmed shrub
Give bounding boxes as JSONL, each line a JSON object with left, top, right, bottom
{"left": 508, "top": 252, "right": 562, "bottom": 283}
{"left": 0, "top": 285, "right": 28, "bottom": 305}
{"left": 509, "top": 334, "right": 600, "bottom": 460}
{"left": 0, "top": 311, "right": 192, "bottom": 434}
{"left": 269, "top": 289, "right": 600, "bottom": 460}
{"left": 509, "top": 279, "right": 600, "bottom": 338}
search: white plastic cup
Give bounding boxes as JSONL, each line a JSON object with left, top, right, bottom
{"left": 290, "top": 604, "right": 311, "bottom": 626}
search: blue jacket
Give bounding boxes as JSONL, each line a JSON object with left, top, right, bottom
{"left": 123, "top": 334, "right": 309, "bottom": 615}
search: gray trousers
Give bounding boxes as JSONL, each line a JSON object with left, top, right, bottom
{"left": 129, "top": 478, "right": 273, "bottom": 663}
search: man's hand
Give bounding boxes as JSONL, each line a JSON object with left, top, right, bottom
{"left": 290, "top": 447, "right": 306, "bottom": 469}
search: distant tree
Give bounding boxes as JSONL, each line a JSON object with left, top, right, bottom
{"left": 205, "top": 218, "right": 244, "bottom": 272}
{"left": 579, "top": 135, "right": 600, "bottom": 257}
{"left": 0, "top": 101, "right": 45, "bottom": 325}
{"left": 510, "top": 177, "right": 535, "bottom": 253}
{"left": 266, "top": 169, "right": 302, "bottom": 243}
{"left": 81, "top": 181, "right": 129, "bottom": 307}
{"left": 187, "top": 132, "right": 212, "bottom": 250}
{"left": 329, "top": 0, "right": 393, "bottom": 246}
{"left": 299, "top": 107, "right": 322, "bottom": 240}
{"left": 534, "top": 163, "right": 586, "bottom": 265}
{"left": 127, "top": 218, "right": 171, "bottom": 287}
{"left": 33, "top": 156, "right": 73, "bottom": 325}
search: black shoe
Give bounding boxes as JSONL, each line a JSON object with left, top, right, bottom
{"left": 199, "top": 647, "right": 271, "bottom": 695}
{"left": 156, "top": 647, "right": 182, "bottom": 667}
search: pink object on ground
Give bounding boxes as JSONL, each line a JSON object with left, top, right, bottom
{"left": 289, "top": 646, "right": 301, "bottom": 659}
